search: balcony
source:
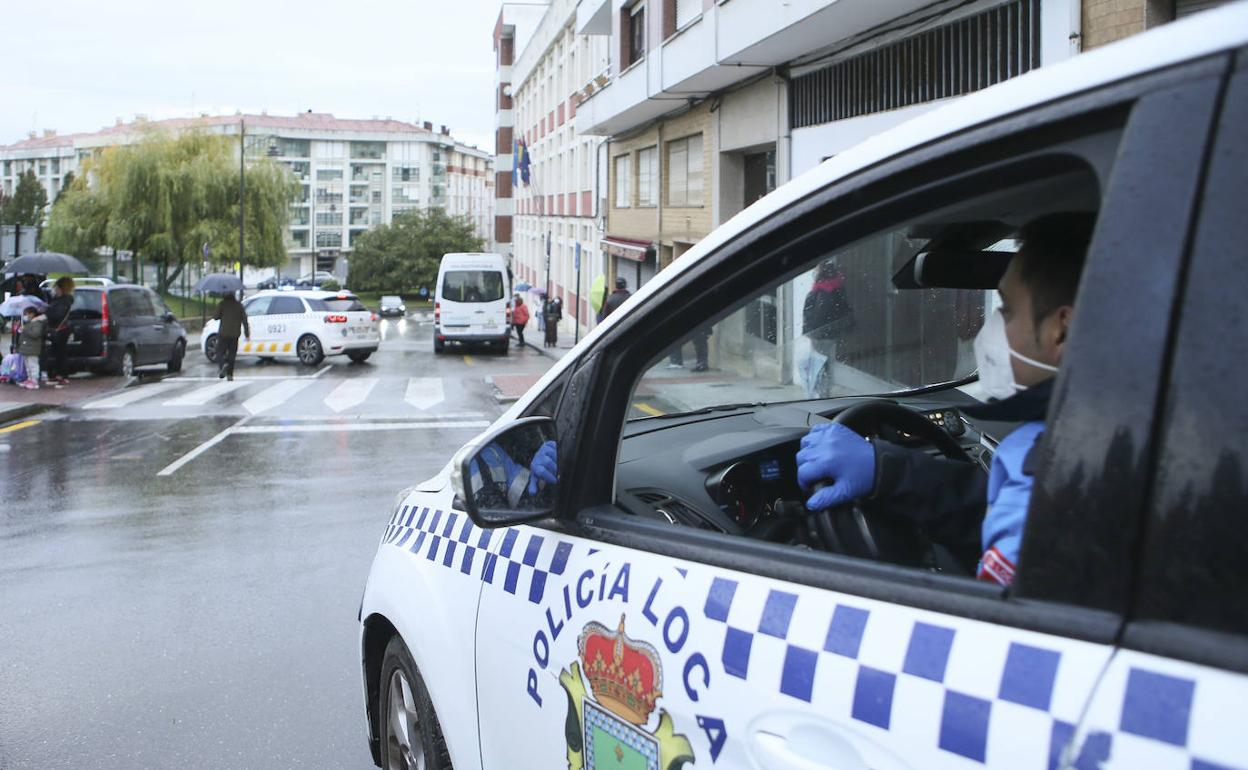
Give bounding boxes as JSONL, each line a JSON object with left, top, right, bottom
{"left": 575, "top": 0, "right": 609, "bottom": 35}
{"left": 575, "top": 0, "right": 934, "bottom": 136}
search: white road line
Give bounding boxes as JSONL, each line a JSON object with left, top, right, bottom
{"left": 243, "top": 379, "right": 315, "bottom": 415}
{"left": 163, "top": 381, "right": 248, "bottom": 407}
{"left": 310, "top": 365, "right": 332, "bottom": 379}
{"left": 404, "top": 377, "right": 445, "bottom": 410}
{"left": 323, "top": 378, "right": 378, "bottom": 413}
{"left": 234, "top": 420, "right": 489, "bottom": 434}
{"left": 156, "top": 417, "right": 250, "bottom": 476}
{"left": 83, "top": 384, "right": 178, "bottom": 409}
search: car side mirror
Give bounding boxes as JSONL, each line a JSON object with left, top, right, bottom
{"left": 451, "top": 416, "right": 558, "bottom": 528}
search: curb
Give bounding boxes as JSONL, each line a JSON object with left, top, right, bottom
{"left": 0, "top": 402, "right": 52, "bottom": 426}
{"left": 484, "top": 375, "right": 520, "bottom": 405}
{"left": 523, "top": 341, "right": 574, "bottom": 361}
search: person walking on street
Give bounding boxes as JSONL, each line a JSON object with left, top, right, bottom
{"left": 17, "top": 306, "right": 46, "bottom": 390}
{"left": 601, "top": 277, "right": 631, "bottom": 320}
{"left": 512, "top": 294, "right": 530, "bottom": 347}
{"left": 44, "top": 276, "right": 75, "bottom": 386}
{"left": 212, "top": 292, "right": 250, "bottom": 381}
{"left": 801, "top": 259, "right": 854, "bottom": 397}
{"left": 667, "top": 327, "right": 712, "bottom": 372}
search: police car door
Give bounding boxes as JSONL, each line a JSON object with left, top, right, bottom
{"left": 239, "top": 295, "right": 272, "bottom": 356}
{"left": 472, "top": 58, "right": 1224, "bottom": 769}
{"left": 1065, "top": 59, "right": 1248, "bottom": 770}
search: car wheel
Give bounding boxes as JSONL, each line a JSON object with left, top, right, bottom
{"left": 167, "top": 340, "right": 185, "bottom": 373}
{"left": 498, "top": 338, "right": 510, "bottom": 354}
{"left": 119, "top": 347, "right": 136, "bottom": 378}
{"left": 204, "top": 334, "right": 221, "bottom": 364}
{"left": 347, "top": 350, "right": 372, "bottom": 363}
{"left": 379, "top": 637, "right": 453, "bottom": 770}
{"left": 433, "top": 338, "right": 444, "bottom": 354}
{"left": 297, "top": 334, "right": 324, "bottom": 366}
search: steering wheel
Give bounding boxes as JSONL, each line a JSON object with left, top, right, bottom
{"left": 811, "top": 399, "right": 972, "bottom": 569}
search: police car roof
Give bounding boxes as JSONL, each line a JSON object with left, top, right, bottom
{"left": 249, "top": 289, "right": 357, "bottom": 298}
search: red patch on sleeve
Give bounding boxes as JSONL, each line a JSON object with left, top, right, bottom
{"left": 978, "top": 547, "right": 1016, "bottom": 586}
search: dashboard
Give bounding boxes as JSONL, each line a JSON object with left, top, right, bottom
{"left": 616, "top": 396, "right": 995, "bottom": 540}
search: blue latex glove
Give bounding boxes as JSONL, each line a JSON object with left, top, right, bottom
{"left": 528, "top": 440, "right": 558, "bottom": 495}
{"left": 796, "top": 423, "right": 875, "bottom": 510}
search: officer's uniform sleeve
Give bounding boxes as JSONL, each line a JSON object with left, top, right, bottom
{"left": 976, "top": 422, "right": 1045, "bottom": 586}
{"left": 870, "top": 441, "right": 988, "bottom": 557}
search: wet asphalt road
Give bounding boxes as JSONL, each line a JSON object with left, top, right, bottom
{"left": 0, "top": 315, "right": 555, "bottom": 769}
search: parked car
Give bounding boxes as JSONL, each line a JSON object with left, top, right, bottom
{"left": 378, "top": 295, "right": 406, "bottom": 318}
{"left": 39, "top": 276, "right": 115, "bottom": 292}
{"left": 295, "top": 271, "right": 337, "bottom": 288}
{"left": 201, "top": 289, "right": 380, "bottom": 366}
{"left": 63, "top": 284, "right": 187, "bottom": 376}
{"left": 358, "top": 8, "right": 1248, "bottom": 770}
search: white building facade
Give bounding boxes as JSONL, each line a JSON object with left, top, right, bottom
{"left": 496, "top": 0, "right": 612, "bottom": 341}
{"left": 0, "top": 114, "right": 493, "bottom": 279}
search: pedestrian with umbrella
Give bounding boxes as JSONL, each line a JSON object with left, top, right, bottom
{"left": 44, "top": 276, "right": 76, "bottom": 386}
{"left": 4, "top": 252, "right": 89, "bottom": 277}
{"left": 196, "top": 274, "right": 248, "bottom": 381}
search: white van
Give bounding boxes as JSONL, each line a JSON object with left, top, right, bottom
{"left": 434, "top": 252, "right": 511, "bottom": 353}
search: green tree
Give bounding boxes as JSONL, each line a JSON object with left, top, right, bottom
{"left": 42, "top": 130, "right": 296, "bottom": 291}
{"left": 348, "top": 209, "right": 484, "bottom": 293}
{"left": 1, "top": 170, "right": 48, "bottom": 226}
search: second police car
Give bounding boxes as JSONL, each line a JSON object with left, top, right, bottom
{"left": 201, "top": 289, "right": 381, "bottom": 366}
{"left": 359, "top": 8, "right": 1248, "bottom": 770}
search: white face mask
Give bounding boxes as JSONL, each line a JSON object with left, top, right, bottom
{"left": 973, "top": 308, "right": 1058, "bottom": 401}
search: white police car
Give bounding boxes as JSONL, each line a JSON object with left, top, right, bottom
{"left": 201, "top": 289, "right": 380, "bottom": 366}
{"left": 359, "top": 9, "right": 1248, "bottom": 769}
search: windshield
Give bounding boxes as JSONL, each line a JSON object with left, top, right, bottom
{"left": 308, "top": 296, "right": 367, "bottom": 312}
{"left": 631, "top": 224, "right": 1002, "bottom": 418}
{"left": 441, "top": 270, "right": 504, "bottom": 303}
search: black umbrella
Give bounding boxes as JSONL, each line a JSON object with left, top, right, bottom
{"left": 4, "top": 252, "right": 88, "bottom": 275}
{"left": 194, "top": 273, "right": 244, "bottom": 295}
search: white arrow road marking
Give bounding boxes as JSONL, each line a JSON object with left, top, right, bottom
{"left": 243, "top": 379, "right": 315, "bottom": 415}
{"left": 162, "top": 381, "right": 248, "bottom": 407}
{"left": 323, "top": 378, "right": 378, "bottom": 413}
{"left": 83, "top": 383, "right": 178, "bottom": 409}
{"left": 404, "top": 377, "right": 444, "bottom": 410}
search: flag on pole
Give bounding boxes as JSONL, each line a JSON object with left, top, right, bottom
{"left": 512, "top": 140, "right": 520, "bottom": 187}
{"left": 519, "top": 139, "right": 532, "bottom": 186}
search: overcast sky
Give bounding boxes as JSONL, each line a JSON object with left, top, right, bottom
{"left": 2, "top": 0, "right": 503, "bottom": 151}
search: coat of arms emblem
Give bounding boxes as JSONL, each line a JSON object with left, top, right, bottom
{"left": 559, "top": 615, "right": 694, "bottom": 770}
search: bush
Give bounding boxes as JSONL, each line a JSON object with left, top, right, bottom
{"left": 319, "top": 278, "right": 340, "bottom": 291}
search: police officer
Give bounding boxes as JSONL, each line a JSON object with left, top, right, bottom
{"left": 796, "top": 212, "right": 1093, "bottom": 585}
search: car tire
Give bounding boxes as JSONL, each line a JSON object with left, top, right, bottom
{"left": 297, "top": 334, "right": 324, "bottom": 366}
{"left": 379, "top": 636, "right": 453, "bottom": 770}
{"left": 117, "top": 346, "right": 136, "bottom": 378}
{"left": 204, "top": 334, "right": 221, "bottom": 364}
{"left": 433, "top": 338, "right": 445, "bottom": 354}
{"left": 167, "top": 340, "right": 185, "bottom": 373}
{"left": 498, "top": 338, "right": 510, "bottom": 354}
{"left": 347, "top": 350, "right": 372, "bottom": 363}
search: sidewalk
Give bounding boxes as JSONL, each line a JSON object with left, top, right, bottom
{"left": 0, "top": 373, "right": 132, "bottom": 411}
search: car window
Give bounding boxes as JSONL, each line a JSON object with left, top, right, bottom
{"left": 269, "top": 296, "right": 306, "bottom": 315}
{"left": 442, "top": 270, "right": 504, "bottom": 303}
{"left": 132, "top": 290, "right": 157, "bottom": 316}
{"left": 150, "top": 293, "right": 172, "bottom": 317}
{"left": 109, "top": 289, "right": 138, "bottom": 318}
{"left": 69, "top": 290, "right": 103, "bottom": 320}
{"left": 317, "top": 296, "right": 367, "bottom": 312}
{"left": 244, "top": 296, "right": 273, "bottom": 316}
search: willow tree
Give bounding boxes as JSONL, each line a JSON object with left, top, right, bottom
{"left": 43, "top": 129, "right": 297, "bottom": 291}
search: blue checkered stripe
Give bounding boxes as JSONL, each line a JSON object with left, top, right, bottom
{"left": 1075, "top": 658, "right": 1245, "bottom": 770}
{"left": 702, "top": 576, "right": 1092, "bottom": 767}
{"left": 382, "top": 505, "right": 572, "bottom": 604}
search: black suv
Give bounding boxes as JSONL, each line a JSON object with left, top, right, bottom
{"left": 64, "top": 285, "right": 188, "bottom": 376}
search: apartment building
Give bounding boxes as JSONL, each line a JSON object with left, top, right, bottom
{"left": 0, "top": 113, "right": 493, "bottom": 279}
{"left": 571, "top": 0, "right": 1232, "bottom": 376}
{"left": 495, "top": 0, "right": 612, "bottom": 340}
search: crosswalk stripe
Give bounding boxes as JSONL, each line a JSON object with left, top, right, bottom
{"left": 83, "top": 383, "right": 178, "bottom": 409}
{"left": 163, "top": 381, "right": 248, "bottom": 407}
{"left": 404, "top": 377, "right": 445, "bottom": 410}
{"left": 243, "top": 379, "right": 315, "bottom": 415}
{"left": 324, "top": 378, "right": 379, "bottom": 413}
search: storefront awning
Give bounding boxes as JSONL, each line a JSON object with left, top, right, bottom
{"left": 601, "top": 236, "right": 655, "bottom": 262}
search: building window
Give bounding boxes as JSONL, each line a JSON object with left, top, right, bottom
{"left": 666, "top": 134, "right": 703, "bottom": 207}
{"left": 316, "top": 231, "right": 342, "bottom": 249}
{"left": 316, "top": 168, "right": 344, "bottom": 181}
{"left": 316, "top": 211, "right": 343, "bottom": 227}
{"left": 277, "top": 138, "right": 311, "bottom": 157}
{"left": 290, "top": 230, "right": 309, "bottom": 249}
{"left": 350, "top": 141, "right": 386, "bottom": 160}
{"left": 637, "top": 146, "right": 658, "bottom": 207}
{"left": 622, "top": 2, "right": 646, "bottom": 69}
{"left": 614, "top": 155, "right": 631, "bottom": 208}
{"left": 392, "top": 165, "right": 420, "bottom": 182}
